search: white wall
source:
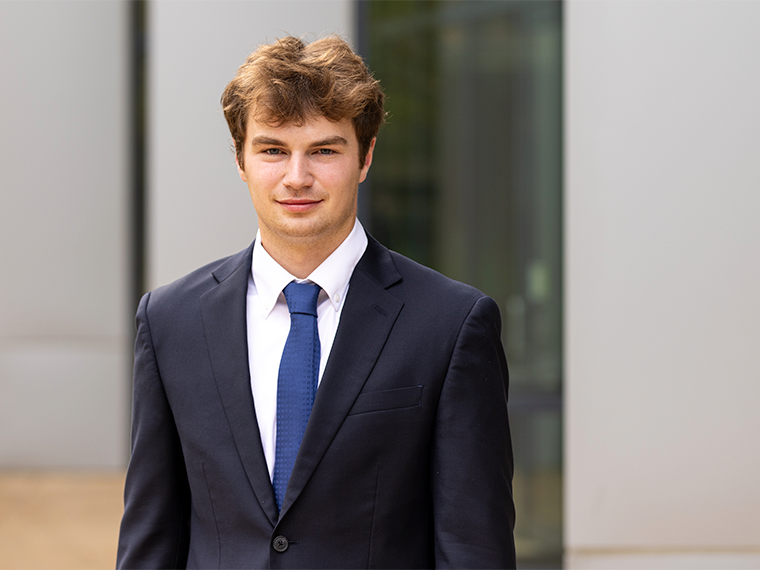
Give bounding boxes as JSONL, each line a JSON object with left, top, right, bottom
{"left": 0, "top": 0, "right": 356, "bottom": 470}
{"left": 0, "top": 1, "right": 130, "bottom": 468}
{"left": 147, "top": 0, "right": 355, "bottom": 289}
{"left": 565, "top": 1, "right": 760, "bottom": 567}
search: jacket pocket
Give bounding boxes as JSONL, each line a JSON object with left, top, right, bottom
{"left": 347, "top": 385, "right": 423, "bottom": 415}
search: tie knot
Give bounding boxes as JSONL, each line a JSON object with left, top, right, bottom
{"left": 283, "top": 282, "right": 320, "bottom": 317}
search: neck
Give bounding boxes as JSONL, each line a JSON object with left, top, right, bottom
{"left": 259, "top": 225, "right": 353, "bottom": 279}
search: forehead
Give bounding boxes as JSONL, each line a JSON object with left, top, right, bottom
{"left": 245, "top": 114, "right": 356, "bottom": 144}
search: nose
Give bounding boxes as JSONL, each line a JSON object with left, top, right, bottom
{"left": 282, "top": 154, "right": 313, "bottom": 190}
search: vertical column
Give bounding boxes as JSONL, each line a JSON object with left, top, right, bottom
{"left": 565, "top": 1, "right": 760, "bottom": 567}
{"left": 0, "top": 1, "right": 130, "bottom": 468}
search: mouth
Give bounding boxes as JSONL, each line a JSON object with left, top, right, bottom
{"left": 277, "top": 198, "right": 322, "bottom": 213}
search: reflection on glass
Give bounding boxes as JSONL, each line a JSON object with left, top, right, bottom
{"left": 361, "top": 1, "right": 562, "bottom": 566}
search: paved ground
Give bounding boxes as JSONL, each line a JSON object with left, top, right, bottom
{"left": 0, "top": 471, "right": 125, "bottom": 569}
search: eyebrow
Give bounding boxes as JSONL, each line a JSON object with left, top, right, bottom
{"left": 249, "top": 136, "right": 285, "bottom": 147}
{"left": 311, "top": 136, "right": 349, "bottom": 147}
{"left": 249, "top": 135, "right": 349, "bottom": 148}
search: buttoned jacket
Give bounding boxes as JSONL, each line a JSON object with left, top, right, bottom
{"left": 116, "top": 233, "right": 516, "bottom": 569}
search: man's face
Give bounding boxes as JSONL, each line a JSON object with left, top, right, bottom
{"left": 237, "top": 115, "right": 374, "bottom": 255}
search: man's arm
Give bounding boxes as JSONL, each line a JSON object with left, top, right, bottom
{"left": 431, "top": 294, "right": 516, "bottom": 568}
{"left": 117, "top": 292, "right": 191, "bottom": 569}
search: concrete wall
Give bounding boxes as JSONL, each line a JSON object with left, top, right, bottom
{"left": 0, "top": 1, "right": 130, "bottom": 468}
{"left": 565, "top": 1, "right": 760, "bottom": 567}
{"left": 147, "top": 0, "right": 355, "bottom": 289}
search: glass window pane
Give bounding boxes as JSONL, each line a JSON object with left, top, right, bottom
{"left": 361, "top": 1, "right": 563, "bottom": 566}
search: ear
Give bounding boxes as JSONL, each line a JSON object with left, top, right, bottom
{"left": 359, "top": 137, "right": 376, "bottom": 184}
{"left": 235, "top": 149, "right": 247, "bottom": 182}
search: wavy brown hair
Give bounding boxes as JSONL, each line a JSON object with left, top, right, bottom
{"left": 222, "top": 35, "right": 385, "bottom": 168}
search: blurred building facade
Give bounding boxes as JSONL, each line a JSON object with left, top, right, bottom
{"left": 0, "top": 0, "right": 130, "bottom": 470}
{"left": 0, "top": 1, "right": 758, "bottom": 568}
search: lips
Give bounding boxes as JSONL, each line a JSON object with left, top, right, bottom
{"left": 278, "top": 198, "right": 322, "bottom": 213}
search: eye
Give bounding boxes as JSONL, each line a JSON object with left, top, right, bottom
{"left": 316, "top": 148, "right": 335, "bottom": 155}
{"left": 264, "top": 148, "right": 282, "bottom": 155}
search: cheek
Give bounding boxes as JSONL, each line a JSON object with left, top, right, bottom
{"left": 319, "top": 166, "right": 361, "bottom": 200}
{"left": 247, "top": 182, "right": 273, "bottom": 210}
{"left": 246, "top": 164, "right": 281, "bottom": 193}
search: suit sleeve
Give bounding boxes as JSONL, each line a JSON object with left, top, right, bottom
{"left": 431, "top": 295, "right": 516, "bottom": 569}
{"left": 117, "top": 292, "right": 191, "bottom": 569}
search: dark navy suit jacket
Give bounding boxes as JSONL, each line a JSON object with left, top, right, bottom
{"left": 117, "top": 233, "right": 516, "bottom": 569}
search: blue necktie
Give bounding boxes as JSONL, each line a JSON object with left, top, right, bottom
{"left": 273, "top": 281, "right": 321, "bottom": 512}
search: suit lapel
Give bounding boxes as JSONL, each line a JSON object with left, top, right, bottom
{"left": 199, "top": 243, "right": 279, "bottom": 525}
{"left": 280, "top": 236, "right": 403, "bottom": 516}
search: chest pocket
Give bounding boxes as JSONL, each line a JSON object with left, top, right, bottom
{"left": 347, "top": 385, "right": 423, "bottom": 415}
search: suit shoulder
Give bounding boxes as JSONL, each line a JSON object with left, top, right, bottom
{"left": 142, "top": 244, "right": 253, "bottom": 315}
{"left": 376, "top": 247, "right": 503, "bottom": 342}
{"left": 387, "top": 249, "right": 486, "bottom": 303}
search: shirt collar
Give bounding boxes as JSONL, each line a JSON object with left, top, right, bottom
{"left": 251, "top": 219, "right": 368, "bottom": 317}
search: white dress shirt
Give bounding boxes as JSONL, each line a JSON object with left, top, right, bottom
{"left": 246, "top": 219, "right": 368, "bottom": 481}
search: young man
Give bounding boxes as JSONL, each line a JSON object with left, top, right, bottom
{"left": 117, "top": 36, "right": 515, "bottom": 568}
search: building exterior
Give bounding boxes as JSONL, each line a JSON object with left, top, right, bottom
{"left": 1, "top": 1, "right": 758, "bottom": 567}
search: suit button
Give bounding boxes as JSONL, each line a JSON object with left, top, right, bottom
{"left": 272, "top": 535, "right": 289, "bottom": 553}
